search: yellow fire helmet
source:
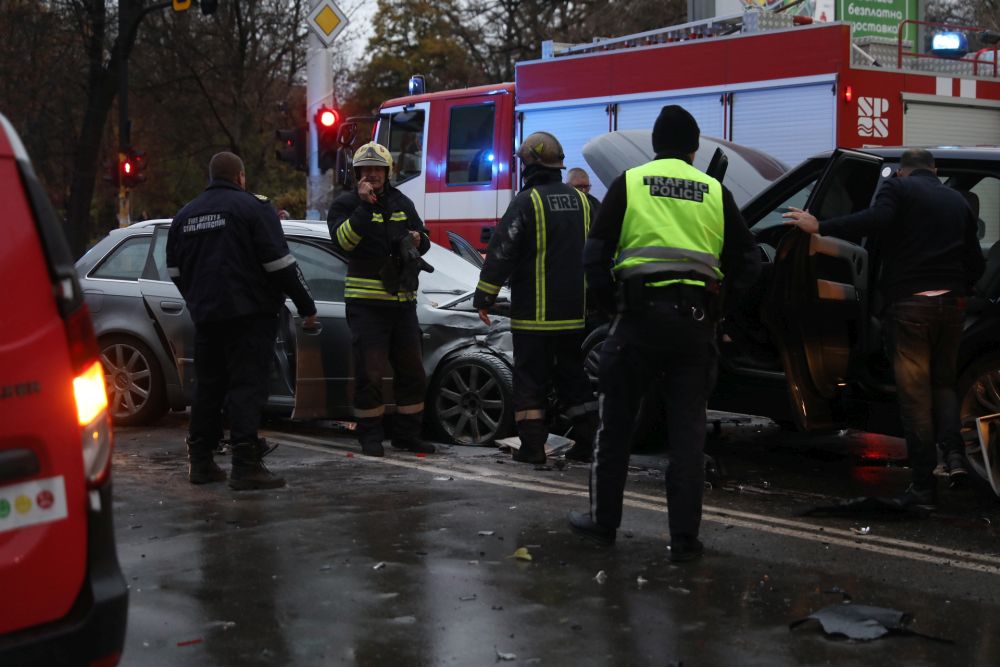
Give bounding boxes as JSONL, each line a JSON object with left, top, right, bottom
{"left": 352, "top": 142, "right": 394, "bottom": 174}
{"left": 516, "top": 131, "right": 565, "bottom": 169}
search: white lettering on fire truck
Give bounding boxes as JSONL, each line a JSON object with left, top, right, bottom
{"left": 858, "top": 97, "right": 890, "bottom": 139}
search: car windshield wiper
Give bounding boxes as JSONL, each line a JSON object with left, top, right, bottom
{"left": 437, "top": 291, "right": 509, "bottom": 310}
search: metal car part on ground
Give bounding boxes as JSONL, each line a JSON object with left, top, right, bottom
{"left": 75, "top": 220, "right": 516, "bottom": 446}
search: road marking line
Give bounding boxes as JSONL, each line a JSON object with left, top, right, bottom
{"left": 270, "top": 433, "right": 1000, "bottom": 575}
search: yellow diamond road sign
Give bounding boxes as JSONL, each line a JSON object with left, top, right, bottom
{"left": 307, "top": 0, "right": 349, "bottom": 47}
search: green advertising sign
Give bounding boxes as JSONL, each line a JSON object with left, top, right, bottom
{"left": 838, "top": 0, "right": 919, "bottom": 43}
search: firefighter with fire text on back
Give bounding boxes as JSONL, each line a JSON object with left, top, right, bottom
{"left": 474, "top": 131, "right": 599, "bottom": 465}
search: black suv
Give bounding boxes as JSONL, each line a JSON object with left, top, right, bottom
{"left": 585, "top": 147, "right": 1000, "bottom": 487}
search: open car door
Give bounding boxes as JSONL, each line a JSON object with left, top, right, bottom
{"left": 763, "top": 149, "right": 884, "bottom": 430}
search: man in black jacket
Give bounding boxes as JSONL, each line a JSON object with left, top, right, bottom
{"left": 784, "top": 148, "right": 985, "bottom": 508}
{"left": 327, "top": 142, "right": 434, "bottom": 457}
{"left": 167, "top": 152, "right": 317, "bottom": 489}
{"left": 473, "top": 132, "right": 598, "bottom": 464}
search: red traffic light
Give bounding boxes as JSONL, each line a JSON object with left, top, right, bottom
{"left": 315, "top": 107, "right": 340, "bottom": 128}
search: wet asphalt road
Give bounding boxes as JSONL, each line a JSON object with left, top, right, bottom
{"left": 112, "top": 413, "right": 1000, "bottom": 666}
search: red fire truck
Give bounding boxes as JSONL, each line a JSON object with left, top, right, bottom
{"left": 372, "top": 13, "right": 1000, "bottom": 249}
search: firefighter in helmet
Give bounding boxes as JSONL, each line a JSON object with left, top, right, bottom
{"left": 327, "top": 142, "right": 434, "bottom": 456}
{"left": 473, "top": 131, "right": 599, "bottom": 464}
{"left": 568, "top": 105, "right": 760, "bottom": 561}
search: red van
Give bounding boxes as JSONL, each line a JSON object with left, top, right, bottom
{"left": 0, "top": 114, "right": 127, "bottom": 664}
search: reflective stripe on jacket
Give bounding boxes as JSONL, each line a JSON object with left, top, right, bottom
{"left": 617, "top": 158, "right": 724, "bottom": 287}
{"left": 473, "top": 171, "right": 591, "bottom": 333}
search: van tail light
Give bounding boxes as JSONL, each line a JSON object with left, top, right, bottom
{"left": 65, "top": 303, "right": 114, "bottom": 488}
{"left": 88, "top": 651, "right": 122, "bottom": 667}
{"left": 75, "top": 361, "right": 112, "bottom": 487}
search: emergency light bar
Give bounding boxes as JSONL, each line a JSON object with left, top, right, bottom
{"left": 931, "top": 31, "right": 968, "bottom": 59}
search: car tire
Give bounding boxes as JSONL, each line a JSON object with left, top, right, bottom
{"left": 99, "top": 335, "right": 167, "bottom": 427}
{"left": 958, "top": 352, "right": 1000, "bottom": 485}
{"left": 581, "top": 323, "right": 664, "bottom": 453}
{"left": 429, "top": 351, "right": 514, "bottom": 445}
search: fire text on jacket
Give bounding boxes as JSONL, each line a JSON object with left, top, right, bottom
{"left": 546, "top": 193, "right": 581, "bottom": 211}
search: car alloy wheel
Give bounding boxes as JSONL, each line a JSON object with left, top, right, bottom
{"left": 99, "top": 336, "right": 167, "bottom": 426}
{"left": 958, "top": 353, "right": 1000, "bottom": 485}
{"left": 430, "top": 351, "right": 513, "bottom": 445}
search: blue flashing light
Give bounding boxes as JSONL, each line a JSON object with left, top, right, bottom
{"left": 486, "top": 152, "right": 495, "bottom": 162}
{"left": 931, "top": 32, "right": 969, "bottom": 59}
{"left": 408, "top": 74, "right": 426, "bottom": 96}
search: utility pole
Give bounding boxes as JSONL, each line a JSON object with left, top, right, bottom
{"left": 117, "top": 0, "right": 132, "bottom": 228}
{"left": 304, "top": 0, "right": 349, "bottom": 219}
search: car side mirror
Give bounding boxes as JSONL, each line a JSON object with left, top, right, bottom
{"left": 336, "top": 147, "right": 354, "bottom": 188}
{"left": 337, "top": 122, "right": 358, "bottom": 148}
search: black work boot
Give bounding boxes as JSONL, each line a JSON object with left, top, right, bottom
{"left": 567, "top": 510, "right": 615, "bottom": 546}
{"left": 513, "top": 418, "right": 547, "bottom": 464}
{"left": 565, "top": 413, "right": 598, "bottom": 462}
{"left": 669, "top": 536, "right": 704, "bottom": 563}
{"left": 390, "top": 412, "right": 436, "bottom": 453}
{"left": 356, "top": 417, "right": 385, "bottom": 457}
{"left": 187, "top": 438, "right": 226, "bottom": 485}
{"left": 229, "top": 440, "right": 286, "bottom": 490}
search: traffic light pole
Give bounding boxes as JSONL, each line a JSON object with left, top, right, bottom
{"left": 117, "top": 0, "right": 132, "bottom": 228}
{"left": 305, "top": 0, "right": 333, "bottom": 220}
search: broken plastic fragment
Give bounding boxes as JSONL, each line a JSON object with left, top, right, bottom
{"left": 460, "top": 594, "right": 477, "bottom": 601}
{"left": 433, "top": 476, "right": 453, "bottom": 481}
{"left": 495, "top": 647, "right": 517, "bottom": 661}
{"left": 851, "top": 526, "right": 872, "bottom": 535}
{"left": 372, "top": 561, "right": 386, "bottom": 570}
{"left": 478, "top": 530, "right": 495, "bottom": 536}
{"left": 668, "top": 585, "right": 691, "bottom": 595}
{"left": 177, "top": 638, "right": 204, "bottom": 647}
{"left": 594, "top": 570, "right": 607, "bottom": 584}
{"left": 789, "top": 603, "right": 952, "bottom": 642}
{"left": 637, "top": 575, "right": 649, "bottom": 588}
{"left": 511, "top": 547, "right": 532, "bottom": 561}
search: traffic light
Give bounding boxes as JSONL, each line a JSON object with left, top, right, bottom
{"left": 172, "top": 0, "right": 192, "bottom": 11}
{"left": 119, "top": 149, "right": 146, "bottom": 188}
{"left": 275, "top": 127, "right": 307, "bottom": 171}
{"left": 314, "top": 106, "right": 341, "bottom": 173}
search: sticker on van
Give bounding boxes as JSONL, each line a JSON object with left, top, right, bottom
{"left": 0, "top": 476, "right": 68, "bottom": 534}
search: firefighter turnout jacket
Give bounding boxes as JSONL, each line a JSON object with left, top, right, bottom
{"left": 473, "top": 167, "right": 592, "bottom": 333}
{"left": 327, "top": 183, "right": 431, "bottom": 304}
{"left": 166, "top": 179, "right": 316, "bottom": 324}
{"left": 584, "top": 153, "right": 760, "bottom": 313}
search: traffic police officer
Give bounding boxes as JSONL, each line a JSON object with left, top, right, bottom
{"left": 327, "top": 142, "right": 434, "bottom": 457}
{"left": 474, "top": 132, "right": 598, "bottom": 464}
{"left": 567, "top": 106, "right": 760, "bottom": 560}
{"left": 167, "top": 151, "right": 317, "bottom": 489}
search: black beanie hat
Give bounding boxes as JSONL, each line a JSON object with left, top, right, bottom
{"left": 652, "top": 105, "right": 700, "bottom": 155}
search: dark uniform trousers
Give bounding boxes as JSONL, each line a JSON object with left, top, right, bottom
{"left": 347, "top": 302, "right": 426, "bottom": 437}
{"left": 591, "top": 301, "right": 718, "bottom": 539}
{"left": 512, "top": 332, "right": 594, "bottom": 418}
{"left": 189, "top": 313, "right": 279, "bottom": 447}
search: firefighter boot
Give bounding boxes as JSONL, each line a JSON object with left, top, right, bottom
{"left": 513, "top": 419, "right": 548, "bottom": 464}
{"left": 229, "top": 440, "right": 286, "bottom": 490}
{"left": 187, "top": 438, "right": 227, "bottom": 484}
{"left": 390, "top": 412, "right": 436, "bottom": 454}
{"left": 565, "top": 413, "right": 599, "bottom": 462}
{"left": 356, "top": 417, "right": 385, "bottom": 457}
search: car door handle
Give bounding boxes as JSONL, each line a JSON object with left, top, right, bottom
{"left": 0, "top": 448, "right": 40, "bottom": 483}
{"left": 160, "top": 301, "right": 184, "bottom": 314}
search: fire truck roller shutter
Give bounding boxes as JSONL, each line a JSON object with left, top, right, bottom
{"left": 616, "top": 95, "right": 725, "bottom": 144}
{"left": 903, "top": 100, "right": 1000, "bottom": 148}
{"left": 519, "top": 104, "right": 610, "bottom": 199}
{"left": 730, "top": 83, "right": 836, "bottom": 169}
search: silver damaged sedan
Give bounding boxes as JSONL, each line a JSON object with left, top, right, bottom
{"left": 76, "top": 220, "right": 514, "bottom": 445}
